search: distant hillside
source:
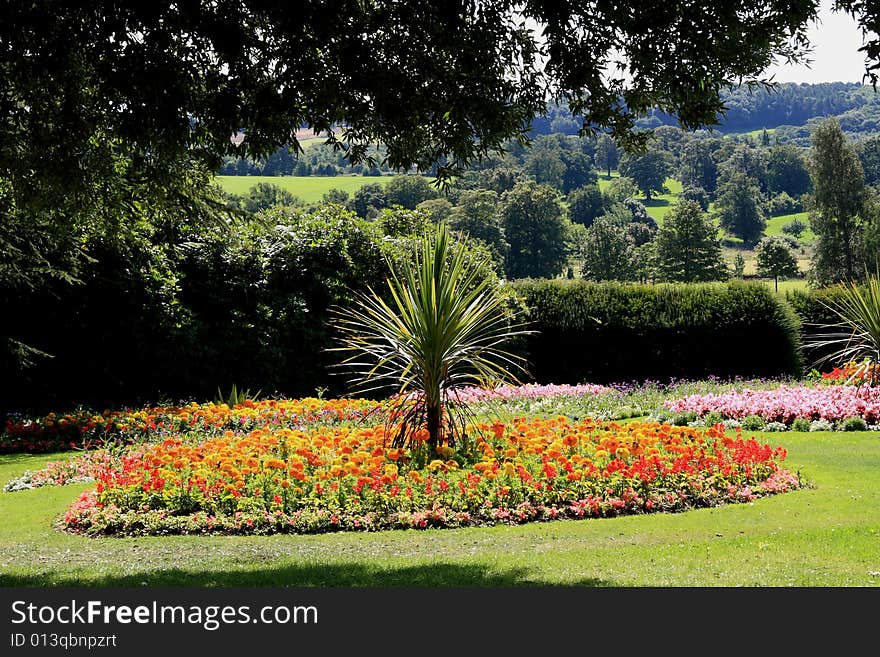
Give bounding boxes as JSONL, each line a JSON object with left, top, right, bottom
{"left": 533, "top": 82, "right": 880, "bottom": 143}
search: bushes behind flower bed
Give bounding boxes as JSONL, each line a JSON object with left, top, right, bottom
{"left": 510, "top": 280, "right": 804, "bottom": 384}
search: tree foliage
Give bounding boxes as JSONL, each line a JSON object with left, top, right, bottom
{"left": 594, "top": 135, "right": 620, "bottom": 177}
{"left": 1, "top": 0, "right": 836, "bottom": 212}
{"left": 500, "top": 181, "right": 571, "bottom": 280}
{"left": 579, "top": 214, "right": 635, "bottom": 281}
{"left": 619, "top": 150, "right": 671, "bottom": 202}
{"left": 755, "top": 235, "right": 800, "bottom": 291}
{"left": 715, "top": 172, "right": 766, "bottom": 247}
{"left": 654, "top": 200, "right": 728, "bottom": 282}
{"left": 808, "top": 118, "right": 866, "bottom": 284}
{"left": 567, "top": 185, "right": 608, "bottom": 227}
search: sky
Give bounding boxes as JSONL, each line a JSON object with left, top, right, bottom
{"left": 765, "top": 1, "right": 871, "bottom": 83}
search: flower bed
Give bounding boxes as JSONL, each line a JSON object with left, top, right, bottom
{"left": 1, "top": 384, "right": 617, "bottom": 454}
{"left": 61, "top": 418, "right": 802, "bottom": 537}
{"left": 0, "top": 398, "right": 383, "bottom": 453}
{"left": 665, "top": 384, "right": 880, "bottom": 425}
{"left": 451, "top": 383, "right": 613, "bottom": 404}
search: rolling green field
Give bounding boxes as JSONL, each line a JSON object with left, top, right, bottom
{"left": 1, "top": 428, "right": 878, "bottom": 587}
{"left": 215, "top": 175, "right": 391, "bottom": 203}
{"left": 766, "top": 211, "right": 814, "bottom": 241}
{"left": 597, "top": 173, "right": 680, "bottom": 223}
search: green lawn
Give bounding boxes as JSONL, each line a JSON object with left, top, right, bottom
{"left": 215, "top": 175, "right": 391, "bottom": 203}
{"left": 642, "top": 177, "right": 682, "bottom": 224}
{"left": 2, "top": 429, "right": 878, "bottom": 587}
{"left": 597, "top": 173, "right": 681, "bottom": 224}
{"left": 766, "top": 211, "right": 815, "bottom": 242}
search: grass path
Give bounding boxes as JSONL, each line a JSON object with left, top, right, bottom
{"left": 1, "top": 429, "right": 878, "bottom": 587}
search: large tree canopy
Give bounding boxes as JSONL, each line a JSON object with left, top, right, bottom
{"left": 6, "top": 0, "right": 868, "bottom": 204}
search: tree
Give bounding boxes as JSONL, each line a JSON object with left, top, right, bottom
{"left": 857, "top": 136, "right": 880, "bottom": 186}
{"left": 680, "top": 185, "right": 711, "bottom": 211}
{"left": 580, "top": 214, "right": 635, "bottom": 281}
{"left": 766, "top": 144, "right": 812, "bottom": 197}
{"left": 717, "top": 143, "right": 769, "bottom": 193}
{"left": 605, "top": 176, "right": 641, "bottom": 203}
{"left": 525, "top": 135, "right": 596, "bottom": 194}
{"left": 732, "top": 252, "right": 746, "bottom": 278}
{"left": 715, "top": 172, "right": 766, "bottom": 247}
{"left": 331, "top": 222, "right": 529, "bottom": 450}
{"left": 619, "top": 150, "right": 671, "bottom": 202}
{"left": 239, "top": 183, "right": 301, "bottom": 214}
{"left": 654, "top": 200, "right": 728, "bottom": 282}
{"left": 595, "top": 135, "right": 620, "bottom": 177}
{"left": 384, "top": 175, "right": 440, "bottom": 209}
{"left": 808, "top": 118, "right": 866, "bottom": 284}
{"left": 500, "top": 181, "right": 571, "bottom": 279}
{"left": 447, "top": 190, "right": 509, "bottom": 269}
{"left": 781, "top": 218, "right": 808, "bottom": 239}
{"left": 755, "top": 235, "right": 800, "bottom": 291}
{"left": 415, "top": 198, "right": 454, "bottom": 224}
{"left": 322, "top": 188, "right": 351, "bottom": 205}
{"left": 2, "top": 1, "right": 833, "bottom": 210}
{"left": 348, "top": 183, "right": 389, "bottom": 219}
{"left": 679, "top": 141, "right": 719, "bottom": 195}
{"left": 567, "top": 185, "right": 608, "bottom": 227}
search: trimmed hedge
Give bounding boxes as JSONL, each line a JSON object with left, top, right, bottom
{"left": 785, "top": 285, "right": 853, "bottom": 371}
{"left": 509, "top": 280, "right": 804, "bottom": 384}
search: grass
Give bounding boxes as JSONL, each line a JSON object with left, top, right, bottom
{"left": 214, "top": 175, "right": 391, "bottom": 203}
{"left": 766, "top": 211, "right": 815, "bottom": 242}
{"left": 2, "top": 429, "right": 878, "bottom": 587}
{"left": 597, "top": 173, "right": 681, "bottom": 224}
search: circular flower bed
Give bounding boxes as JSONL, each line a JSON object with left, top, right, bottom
{"left": 61, "top": 418, "right": 802, "bottom": 537}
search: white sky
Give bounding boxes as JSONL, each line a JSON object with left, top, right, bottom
{"left": 765, "top": 1, "right": 872, "bottom": 83}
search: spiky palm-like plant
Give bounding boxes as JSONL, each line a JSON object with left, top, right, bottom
{"left": 331, "top": 222, "right": 531, "bottom": 450}
{"left": 806, "top": 272, "right": 880, "bottom": 386}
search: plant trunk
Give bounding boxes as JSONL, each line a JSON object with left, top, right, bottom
{"left": 426, "top": 401, "right": 441, "bottom": 450}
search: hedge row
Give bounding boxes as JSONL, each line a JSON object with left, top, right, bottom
{"left": 509, "top": 279, "right": 805, "bottom": 384}
{"left": 4, "top": 241, "right": 850, "bottom": 414}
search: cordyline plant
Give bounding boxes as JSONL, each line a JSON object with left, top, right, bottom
{"left": 330, "top": 222, "right": 532, "bottom": 450}
{"left": 806, "top": 271, "right": 880, "bottom": 386}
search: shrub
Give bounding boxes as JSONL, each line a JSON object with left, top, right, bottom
{"left": 809, "top": 419, "right": 835, "bottom": 432}
{"left": 840, "top": 416, "right": 868, "bottom": 431}
{"left": 741, "top": 414, "right": 766, "bottom": 430}
{"left": 763, "top": 192, "right": 803, "bottom": 217}
{"left": 781, "top": 218, "right": 808, "bottom": 239}
{"left": 673, "top": 411, "right": 698, "bottom": 426}
{"left": 791, "top": 417, "right": 812, "bottom": 432}
{"left": 764, "top": 421, "right": 789, "bottom": 432}
{"left": 509, "top": 279, "right": 803, "bottom": 384}
{"left": 703, "top": 411, "right": 724, "bottom": 426}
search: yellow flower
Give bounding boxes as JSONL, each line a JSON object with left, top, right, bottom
{"left": 502, "top": 462, "right": 516, "bottom": 476}
{"left": 383, "top": 464, "right": 399, "bottom": 477}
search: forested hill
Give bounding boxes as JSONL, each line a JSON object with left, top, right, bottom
{"left": 534, "top": 82, "right": 880, "bottom": 143}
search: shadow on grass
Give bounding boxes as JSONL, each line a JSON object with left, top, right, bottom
{"left": 0, "top": 563, "right": 612, "bottom": 588}
{"left": 0, "top": 450, "right": 74, "bottom": 465}
{"left": 643, "top": 197, "right": 670, "bottom": 208}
